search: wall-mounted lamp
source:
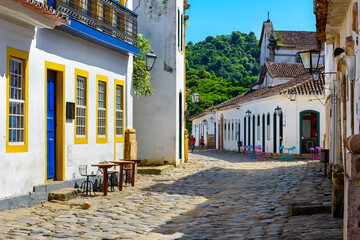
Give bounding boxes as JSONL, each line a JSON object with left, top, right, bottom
{"left": 345, "top": 55, "right": 356, "bottom": 83}
{"left": 275, "top": 106, "right": 282, "bottom": 116}
{"left": 146, "top": 49, "right": 157, "bottom": 71}
{"left": 245, "top": 109, "right": 252, "bottom": 117}
{"left": 192, "top": 92, "right": 200, "bottom": 103}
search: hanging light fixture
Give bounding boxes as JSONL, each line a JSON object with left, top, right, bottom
{"left": 275, "top": 106, "right": 282, "bottom": 116}
{"left": 146, "top": 49, "right": 157, "bottom": 71}
{"left": 298, "top": 50, "right": 321, "bottom": 73}
{"left": 192, "top": 92, "right": 200, "bottom": 103}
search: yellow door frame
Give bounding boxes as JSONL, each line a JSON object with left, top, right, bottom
{"left": 44, "top": 61, "right": 66, "bottom": 183}
{"left": 114, "top": 79, "right": 125, "bottom": 160}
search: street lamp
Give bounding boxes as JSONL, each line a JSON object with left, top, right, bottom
{"left": 146, "top": 49, "right": 157, "bottom": 71}
{"left": 245, "top": 109, "right": 252, "bottom": 117}
{"left": 275, "top": 106, "right": 282, "bottom": 116}
{"left": 345, "top": 55, "right": 356, "bottom": 83}
{"left": 298, "top": 50, "right": 321, "bottom": 74}
{"left": 192, "top": 92, "right": 200, "bottom": 104}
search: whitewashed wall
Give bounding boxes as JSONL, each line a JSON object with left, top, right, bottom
{"left": 0, "top": 22, "right": 131, "bottom": 198}
{"left": 191, "top": 113, "right": 216, "bottom": 146}
{"left": 134, "top": 0, "right": 185, "bottom": 165}
{"left": 205, "top": 94, "right": 325, "bottom": 154}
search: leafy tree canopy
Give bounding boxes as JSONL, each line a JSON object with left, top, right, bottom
{"left": 186, "top": 31, "right": 260, "bottom": 84}
{"left": 186, "top": 31, "right": 260, "bottom": 124}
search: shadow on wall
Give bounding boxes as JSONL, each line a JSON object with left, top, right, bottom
{"left": 35, "top": 28, "right": 128, "bottom": 75}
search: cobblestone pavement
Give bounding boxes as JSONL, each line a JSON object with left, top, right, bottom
{"left": 0, "top": 150, "right": 342, "bottom": 239}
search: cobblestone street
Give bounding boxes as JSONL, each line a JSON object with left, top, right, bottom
{"left": 0, "top": 151, "right": 342, "bottom": 239}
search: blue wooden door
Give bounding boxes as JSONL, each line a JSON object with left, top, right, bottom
{"left": 47, "top": 70, "right": 56, "bottom": 179}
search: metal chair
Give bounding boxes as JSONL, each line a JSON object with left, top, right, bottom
{"left": 243, "top": 145, "right": 248, "bottom": 158}
{"left": 286, "top": 146, "right": 296, "bottom": 161}
{"left": 256, "top": 145, "right": 264, "bottom": 160}
{"left": 97, "top": 168, "right": 118, "bottom": 192}
{"left": 79, "top": 165, "right": 97, "bottom": 196}
{"left": 315, "top": 147, "right": 322, "bottom": 160}
{"left": 279, "top": 146, "right": 286, "bottom": 161}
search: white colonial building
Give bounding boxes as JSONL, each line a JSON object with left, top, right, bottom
{"left": 133, "top": 0, "right": 189, "bottom": 166}
{"left": 190, "top": 20, "right": 326, "bottom": 154}
{"left": 0, "top": 0, "right": 137, "bottom": 202}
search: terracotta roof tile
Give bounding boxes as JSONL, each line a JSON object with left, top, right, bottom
{"left": 275, "top": 31, "right": 318, "bottom": 48}
{"left": 15, "top": 0, "right": 68, "bottom": 24}
{"left": 213, "top": 69, "right": 324, "bottom": 110}
{"left": 266, "top": 62, "right": 309, "bottom": 78}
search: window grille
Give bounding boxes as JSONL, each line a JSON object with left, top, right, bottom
{"left": 116, "top": 85, "right": 123, "bottom": 137}
{"left": 98, "top": 81, "right": 106, "bottom": 137}
{"left": 76, "top": 76, "right": 86, "bottom": 137}
{"left": 9, "top": 58, "right": 25, "bottom": 144}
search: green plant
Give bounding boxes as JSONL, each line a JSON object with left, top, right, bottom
{"left": 133, "top": 33, "right": 155, "bottom": 96}
{"left": 162, "top": 0, "right": 168, "bottom": 10}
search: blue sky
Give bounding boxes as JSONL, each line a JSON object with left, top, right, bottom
{"left": 186, "top": 0, "right": 316, "bottom": 44}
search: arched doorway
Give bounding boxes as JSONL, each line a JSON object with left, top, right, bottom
{"left": 244, "top": 117, "right": 246, "bottom": 145}
{"left": 220, "top": 116, "right": 224, "bottom": 150}
{"left": 262, "top": 114, "right": 265, "bottom": 152}
{"left": 273, "top": 113, "right": 277, "bottom": 153}
{"left": 248, "top": 117, "right": 251, "bottom": 145}
{"left": 252, "top": 115, "right": 255, "bottom": 147}
{"left": 300, "top": 110, "right": 319, "bottom": 154}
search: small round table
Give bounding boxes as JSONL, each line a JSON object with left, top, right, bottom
{"left": 91, "top": 163, "right": 116, "bottom": 196}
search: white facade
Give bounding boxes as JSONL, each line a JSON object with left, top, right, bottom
{"left": 133, "top": 0, "right": 186, "bottom": 166}
{"left": 0, "top": 1, "right": 135, "bottom": 199}
{"left": 214, "top": 95, "right": 324, "bottom": 154}
{"left": 191, "top": 20, "right": 326, "bottom": 154}
{"left": 191, "top": 112, "right": 216, "bottom": 146}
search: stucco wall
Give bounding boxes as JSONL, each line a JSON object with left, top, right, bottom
{"left": 133, "top": 0, "right": 185, "bottom": 165}
{"left": 0, "top": 22, "right": 131, "bottom": 198}
{"left": 192, "top": 94, "right": 325, "bottom": 154}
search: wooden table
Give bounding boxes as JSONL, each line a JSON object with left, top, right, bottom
{"left": 110, "top": 160, "right": 134, "bottom": 191}
{"left": 91, "top": 163, "right": 116, "bottom": 196}
{"left": 122, "top": 159, "right": 147, "bottom": 186}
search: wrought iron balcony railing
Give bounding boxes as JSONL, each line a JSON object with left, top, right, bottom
{"left": 51, "top": 0, "right": 137, "bottom": 46}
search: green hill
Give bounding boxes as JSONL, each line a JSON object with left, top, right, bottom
{"left": 186, "top": 31, "right": 260, "bottom": 85}
{"left": 185, "top": 31, "right": 260, "bottom": 128}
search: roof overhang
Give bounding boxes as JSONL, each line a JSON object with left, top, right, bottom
{"left": 0, "top": 0, "right": 67, "bottom": 29}
{"left": 315, "top": 0, "right": 352, "bottom": 43}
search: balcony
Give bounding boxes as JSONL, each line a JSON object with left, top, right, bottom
{"left": 49, "top": 0, "right": 138, "bottom": 55}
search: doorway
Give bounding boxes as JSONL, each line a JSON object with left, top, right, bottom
{"left": 262, "top": 114, "right": 265, "bottom": 152}
{"left": 220, "top": 117, "right": 224, "bottom": 149}
{"left": 45, "top": 62, "right": 65, "bottom": 182}
{"left": 273, "top": 113, "right": 277, "bottom": 153}
{"left": 300, "top": 110, "right": 319, "bottom": 154}
{"left": 47, "top": 70, "right": 56, "bottom": 179}
{"left": 178, "top": 92, "right": 182, "bottom": 159}
{"left": 252, "top": 115, "right": 255, "bottom": 147}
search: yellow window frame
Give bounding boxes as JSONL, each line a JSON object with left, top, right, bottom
{"left": 96, "top": 75, "right": 108, "bottom": 144}
{"left": 6, "top": 47, "right": 29, "bottom": 153}
{"left": 114, "top": 79, "right": 125, "bottom": 143}
{"left": 74, "top": 69, "right": 89, "bottom": 144}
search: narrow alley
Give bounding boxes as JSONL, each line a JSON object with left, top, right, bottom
{"left": 0, "top": 151, "right": 342, "bottom": 239}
